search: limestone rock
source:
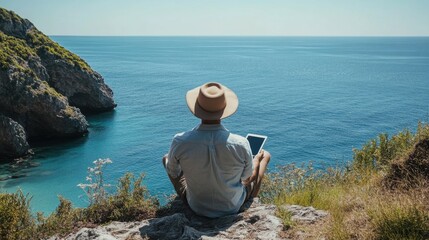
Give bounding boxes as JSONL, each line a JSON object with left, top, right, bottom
{"left": 60, "top": 198, "right": 286, "bottom": 240}
{"left": 0, "top": 8, "right": 33, "bottom": 39}
{"left": 58, "top": 198, "right": 330, "bottom": 240}
{"left": 0, "top": 66, "right": 88, "bottom": 139}
{"left": 0, "top": 7, "right": 116, "bottom": 158}
{"left": 281, "top": 205, "right": 328, "bottom": 224}
{"left": 0, "top": 115, "right": 29, "bottom": 159}
{"left": 38, "top": 46, "right": 116, "bottom": 113}
{"left": 0, "top": 8, "right": 116, "bottom": 113}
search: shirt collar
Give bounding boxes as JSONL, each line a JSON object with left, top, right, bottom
{"left": 195, "top": 123, "right": 228, "bottom": 131}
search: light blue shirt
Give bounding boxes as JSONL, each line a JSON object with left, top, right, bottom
{"left": 166, "top": 124, "right": 253, "bottom": 218}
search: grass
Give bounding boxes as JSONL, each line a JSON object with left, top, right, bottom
{"left": 1, "top": 123, "right": 429, "bottom": 239}
{"left": 261, "top": 122, "right": 429, "bottom": 239}
{"left": 0, "top": 159, "right": 159, "bottom": 240}
{"left": 276, "top": 206, "right": 294, "bottom": 230}
{"left": 368, "top": 197, "right": 429, "bottom": 240}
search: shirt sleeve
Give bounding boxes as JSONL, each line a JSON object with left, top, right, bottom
{"left": 240, "top": 140, "right": 253, "bottom": 181}
{"left": 166, "top": 137, "right": 182, "bottom": 178}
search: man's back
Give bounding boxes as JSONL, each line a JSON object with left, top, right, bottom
{"left": 167, "top": 124, "right": 253, "bottom": 218}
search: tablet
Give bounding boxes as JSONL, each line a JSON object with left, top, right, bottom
{"left": 246, "top": 134, "right": 268, "bottom": 157}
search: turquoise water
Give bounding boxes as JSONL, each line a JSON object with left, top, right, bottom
{"left": 1, "top": 37, "right": 428, "bottom": 213}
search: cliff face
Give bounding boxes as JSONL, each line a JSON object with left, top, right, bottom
{"left": 0, "top": 8, "right": 116, "bottom": 160}
{"left": 0, "top": 115, "right": 29, "bottom": 159}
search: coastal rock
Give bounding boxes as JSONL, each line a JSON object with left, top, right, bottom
{"left": 0, "top": 7, "right": 116, "bottom": 113}
{"left": 0, "top": 53, "right": 88, "bottom": 139}
{"left": 280, "top": 205, "right": 328, "bottom": 224}
{"left": 59, "top": 199, "right": 328, "bottom": 240}
{"left": 0, "top": 7, "right": 116, "bottom": 156}
{"left": 38, "top": 45, "right": 116, "bottom": 113}
{"left": 0, "top": 8, "right": 33, "bottom": 39}
{"left": 0, "top": 115, "right": 29, "bottom": 159}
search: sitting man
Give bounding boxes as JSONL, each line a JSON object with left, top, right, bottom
{"left": 162, "top": 82, "right": 270, "bottom": 218}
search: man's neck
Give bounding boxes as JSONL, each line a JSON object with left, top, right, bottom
{"left": 202, "top": 119, "right": 221, "bottom": 125}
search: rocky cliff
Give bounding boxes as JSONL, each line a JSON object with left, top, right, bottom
{"left": 0, "top": 115, "right": 29, "bottom": 159}
{"left": 0, "top": 8, "right": 116, "bottom": 160}
{"left": 52, "top": 198, "right": 328, "bottom": 240}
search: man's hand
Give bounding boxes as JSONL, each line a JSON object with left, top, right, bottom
{"left": 242, "top": 150, "right": 264, "bottom": 186}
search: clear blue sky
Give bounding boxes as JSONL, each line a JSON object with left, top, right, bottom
{"left": 1, "top": 0, "right": 428, "bottom": 36}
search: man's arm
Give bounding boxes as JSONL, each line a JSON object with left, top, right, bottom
{"left": 240, "top": 140, "right": 253, "bottom": 182}
{"left": 165, "top": 139, "right": 182, "bottom": 178}
{"left": 242, "top": 150, "right": 265, "bottom": 185}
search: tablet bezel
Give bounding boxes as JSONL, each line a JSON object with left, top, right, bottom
{"left": 246, "top": 133, "right": 268, "bottom": 157}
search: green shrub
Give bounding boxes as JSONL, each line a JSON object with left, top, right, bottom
{"left": 35, "top": 197, "right": 83, "bottom": 238}
{"left": 0, "top": 158, "right": 159, "bottom": 239}
{"left": 26, "top": 29, "right": 91, "bottom": 71}
{"left": 77, "top": 159, "right": 158, "bottom": 223}
{"left": 0, "top": 191, "right": 35, "bottom": 240}
{"left": 84, "top": 172, "right": 158, "bottom": 223}
{"left": 0, "top": 31, "right": 36, "bottom": 70}
{"left": 353, "top": 122, "right": 429, "bottom": 171}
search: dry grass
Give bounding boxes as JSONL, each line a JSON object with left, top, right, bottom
{"left": 262, "top": 122, "right": 429, "bottom": 239}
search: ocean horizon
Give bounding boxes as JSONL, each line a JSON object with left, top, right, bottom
{"left": 1, "top": 36, "right": 428, "bottom": 214}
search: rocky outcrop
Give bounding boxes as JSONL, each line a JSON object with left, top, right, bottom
{"left": 38, "top": 45, "right": 116, "bottom": 113}
{"left": 0, "top": 115, "right": 29, "bottom": 159}
{"left": 280, "top": 205, "right": 328, "bottom": 224}
{"left": 57, "top": 199, "right": 328, "bottom": 240}
{"left": 0, "top": 8, "right": 116, "bottom": 159}
{"left": 0, "top": 56, "right": 88, "bottom": 139}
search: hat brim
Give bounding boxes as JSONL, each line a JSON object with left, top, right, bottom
{"left": 186, "top": 85, "right": 238, "bottom": 120}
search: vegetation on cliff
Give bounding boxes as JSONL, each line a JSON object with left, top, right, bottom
{"left": 0, "top": 31, "right": 35, "bottom": 71}
{"left": 0, "top": 160, "right": 158, "bottom": 240}
{"left": 1, "top": 123, "right": 428, "bottom": 239}
{"left": 0, "top": 8, "right": 90, "bottom": 71}
{"left": 261, "top": 122, "right": 429, "bottom": 239}
{"left": 27, "top": 29, "right": 91, "bottom": 71}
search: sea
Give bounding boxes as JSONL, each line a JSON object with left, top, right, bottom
{"left": 0, "top": 37, "right": 428, "bottom": 214}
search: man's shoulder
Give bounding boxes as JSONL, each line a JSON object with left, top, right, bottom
{"left": 227, "top": 133, "right": 249, "bottom": 147}
{"left": 172, "top": 131, "right": 193, "bottom": 142}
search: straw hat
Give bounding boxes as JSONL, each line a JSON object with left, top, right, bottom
{"left": 186, "top": 82, "right": 238, "bottom": 120}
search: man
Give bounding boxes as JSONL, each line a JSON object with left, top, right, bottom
{"left": 163, "top": 82, "right": 270, "bottom": 218}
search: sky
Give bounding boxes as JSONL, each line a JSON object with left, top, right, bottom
{"left": 1, "top": 0, "right": 429, "bottom": 36}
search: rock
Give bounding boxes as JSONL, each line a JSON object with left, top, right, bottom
{"left": 0, "top": 7, "right": 116, "bottom": 113}
{"left": 60, "top": 198, "right": 329, "bottom": 240}
{"left": 0, "top": 7, "right": 116, "bottom": 156}
{"left": 0, "top": 115, "right": 29, "bottom": 159}
{"left": 0, "top": 8, "right": 33, "bottom": 39}
{"left": 280, "top": 205, "right": 328, "bottom": 224}
{"left": 0, "top": 64, "right": 88, "bottom": 139}
{"left": 38, "top": 44, "right": 116, "bottom": 113}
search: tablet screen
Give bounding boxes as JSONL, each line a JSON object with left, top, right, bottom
{"left": 246, "top": 134, "right": 267, "bottom": 156}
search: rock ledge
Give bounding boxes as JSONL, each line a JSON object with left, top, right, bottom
{"left": 57, "top": 198, "right": 328, "bottom": 240}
